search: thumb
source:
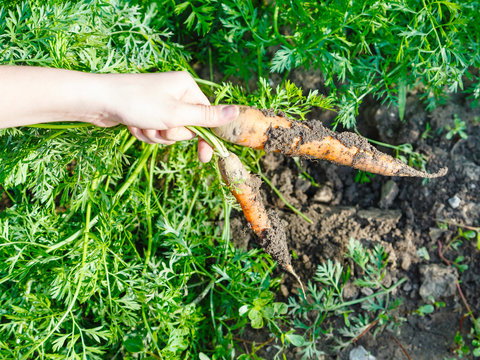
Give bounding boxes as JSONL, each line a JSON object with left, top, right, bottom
{"left": 172, "top": 103, "right": 239, "bottom": 128}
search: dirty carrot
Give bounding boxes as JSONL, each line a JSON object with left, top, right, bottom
{"left": 187, "top": 126, "right": 303, "bottom": 285}
{"left": 218, "top": 151, "right": 304, "bottom": 293}
{"left": 212, "top": 106, "right": 447, "bottom": 178}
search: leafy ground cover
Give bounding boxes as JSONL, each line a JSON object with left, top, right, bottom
{"left": 1, "top": 0, "right": 479, "bottom": 359}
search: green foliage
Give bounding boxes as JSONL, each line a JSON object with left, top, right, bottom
{"left": 1, "top": 3, "right": 333, "bottom": 358}
{"left": 415, "top": 304, "right": 435, "bottom": 316}
{"left": 0, "top": 1, "right": 307, "bottom": 359}
{"left": 414, "top": 297, "right": 445, "bottom": 316}
{"left": 214, "top": 78, "right": 333, "bottom": 120}
{"left": 354, "top": 171, "right": 375, "bottom": 184}
{"left": 160, "top": 0, "right": 480, "bottom": 127}
{"left": 416, "top": 246, "right": 431, "bottom": 261}
{"left": 444, "top": 114, "right": 468, "bottom": 140}
{"left": 288, "top": 239, "right": 405, "bottom": 358}
{"left": 0, "top": 127, "right": 288, "bottom": 359}
{"left": 1, "top": 0, "right": 479, "bottom": 358}
{"left": 0, "top": 0, "right": 190, "bottom": 72}
{"left": 454, "top": 319, "right": 480, "bottom": 359}
{"left": 447, "top": 225, "right": 480, "bottom": 253}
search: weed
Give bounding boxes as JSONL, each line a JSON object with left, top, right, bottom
{"left": 445, "top": 114, "right": 468, "bottom": 140}
{"left": 415, "top": 304, "right": 435, "bottom": 317}
{"left": 414, "top": 297, "right": 445, "bottom": 317}
{"left": 287, "top": 239, "right": 405, "bottom": 357}
{"left": 454, "top": 320, "right": 480, "bottom": 359}
{"left": 421, "top": 122, "right": 433, "bottom": 140}
{"left": 436, "top": 222, "right": 480, "bottom": 359}
{"left": 416, "top": 246, "right": 430, "bottom": 261}
{"left": 440, "top": 221, "right": 480, "bottom": 252}
{"left": 354, "top": 170, "right": 376, "bottom": 184}
{"left": 293, "top": 158, "right": 320, "bottom": 188}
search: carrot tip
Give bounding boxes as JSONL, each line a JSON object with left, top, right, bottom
{"left": 285, "top": 264, "right": 306, "bottom": 298}
{"left": 426, "top": 167, "right": 448, "bottom": 178}
{"left": 397, "top": 166, "right": 448, "bottom": 178}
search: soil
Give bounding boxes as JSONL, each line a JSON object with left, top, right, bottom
{"left": 0, "top": 188, "right": 12, "bottom": 211}
{"left": 231, "top": 90, "right": 480, "bottom": 359}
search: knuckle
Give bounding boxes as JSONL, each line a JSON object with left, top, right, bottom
{"left": 178, "top": 70, "right": 194, "bottom": 83}
{"left": 171, "top": 102, "right": 182, "bottom": 118}
{"left": 165, "top": 127, "right": 194, "bottom": 141}
{"left": 201, "top": 104, "right": 217, "bottom": 125}
{"left": 163, "top": 128, "right": 177, "bottom": 141}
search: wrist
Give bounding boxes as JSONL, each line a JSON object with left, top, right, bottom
{"left": 77, "top": 73, "right": 120, "bottom": 127}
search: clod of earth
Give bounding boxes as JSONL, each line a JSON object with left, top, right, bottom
{"left": 212, "top": 106, "right": 447, "bottom": 178}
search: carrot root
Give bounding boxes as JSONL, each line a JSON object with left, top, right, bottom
{"left": 212, "top": 106, "right": 447, "bottom": 178}
{"left": 218, "top": 152, "right": 294, "bottom": 271}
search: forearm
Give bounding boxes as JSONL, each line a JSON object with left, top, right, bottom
{"left": 0, "top": 66, "right": 238, "bottom": 162}
{"left": 0, "top": 66, "right": 110, "bottom": 128}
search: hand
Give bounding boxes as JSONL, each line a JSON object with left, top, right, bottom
{"left": 0, "top": 67, "right": 236, "bottom": 162}
{"left": 98, "top": 71, "right": 238, "bottom": 163}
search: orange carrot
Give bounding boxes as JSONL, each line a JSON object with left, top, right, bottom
{"left": 212, "top": 106, "right": 447, "bottom": 178}
{"left": 218, "top": 151, "right": 303, "bottom": 289}
{"left": 218, "top": 152, "right": 270, "bottom": 236}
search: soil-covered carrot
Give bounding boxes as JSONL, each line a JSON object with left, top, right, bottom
{"left": 212, "top": 106, "right": 447, "bottom": 178}
{"left": 218, "top": 151, "right": 303, "bottom": 289}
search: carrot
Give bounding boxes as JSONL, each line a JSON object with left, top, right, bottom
{"left": 218, "top": 151, "right": 304, "bottom": 292}
{"left": 212, "top": 106, "right": 447, "bottom": 178}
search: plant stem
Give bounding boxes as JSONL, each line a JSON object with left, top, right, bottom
{"left": 194, "top": 78, "right": 221, "bottom": 88}
{"left": 113, "top": 144, "right": 155, "bottom": 204}
{"left": 25, "top": 122, "right": 94, "bottom": 129}
{"left": 47, "top": 216, "right": 99, "bottom": 253}
{"left": 186, "top": 126, "right": 229, "bottom": 158}
{"left": 2, "top": 188, "right": 15, "bottom": 203}
{"left": 143, "top": 145, "right": 158, "bottom": 274}
{"left": 273, "top": 6, "right": 293, "bottom": 49}
{"left": 190, "top": 280, "right": 215, "bottom": 306}
{"left": 436, "top": 218, "right": 480, "bottom": 232}
{"left": 259, "top": 172, "right": 313, "bottom": 224}
{"left": 142, "top": 304, "right": 162, "bottom": 357}
{"left": 330, "top": 277, "right": 407, "bottom": 311}
{"left": 438, "top": 240, "right": 476, "bottom": 322}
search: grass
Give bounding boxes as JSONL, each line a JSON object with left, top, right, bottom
{"left": 1, "top": 0, "right": 480, "bottom": 359}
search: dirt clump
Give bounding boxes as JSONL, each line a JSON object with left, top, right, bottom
{"left": 259, "top": 210, "right": 291, "bottom": 270}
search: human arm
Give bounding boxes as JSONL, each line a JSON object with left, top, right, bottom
{"left": 0, "top": 66, "right": 238, "bottom": 162}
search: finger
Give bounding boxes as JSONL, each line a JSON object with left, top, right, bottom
{"left": 128, "top": 126, "right": 156, "bottom": 144}
{"left": 198, "top": 137, "right": 213, "bottom": 163}
{"left": 160, "top": 127, "right": 196, "bottom": 142}
{"left": 171, "top": 103, "right": 239, "bottom": 128}
{"left": 141, "top": 129, "right": 176, "bottom": 145}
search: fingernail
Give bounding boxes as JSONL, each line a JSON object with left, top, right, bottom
{"left": 221, "top": 105, "right": 239, "bottom": 121}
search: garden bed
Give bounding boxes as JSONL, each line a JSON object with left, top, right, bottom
{"left": 232, "top": 88, "right": 480, "bottom": 359}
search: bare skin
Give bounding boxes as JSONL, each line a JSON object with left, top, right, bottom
{"left": 0, "top": 66, "right": 238, "bottom": 162}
